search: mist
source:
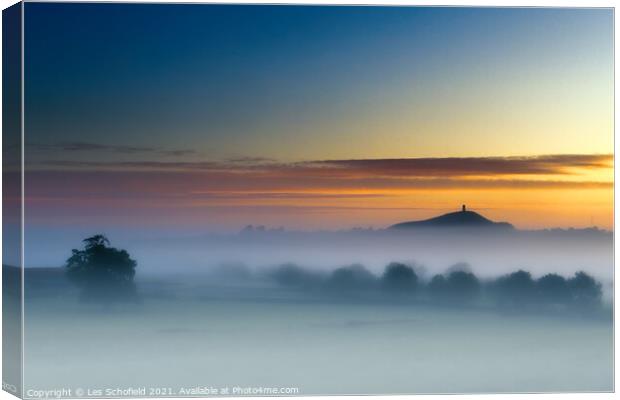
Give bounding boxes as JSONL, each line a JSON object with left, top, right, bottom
{"left": 26, "top": 227, "right": 612, "bottom": 276}
{"left": 19, "top": 226, "right": 613, "bottom": 395}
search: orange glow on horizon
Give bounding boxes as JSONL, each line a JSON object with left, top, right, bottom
{"left": 24, "top": 154, "right": 614, "bottom": 231}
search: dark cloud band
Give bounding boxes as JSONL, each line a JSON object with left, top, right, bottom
{"left": 27, "top": 141, "right": 196, "bottom": 157}
{"left": 37, "top": 153, "right": 612, "bottom": 178}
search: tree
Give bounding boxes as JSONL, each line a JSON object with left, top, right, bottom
{"left": 381, "top": 262, "right": 418, "bottom": 293}
{"left": 83, "top": 234, "right": 110, "bottom": 249}
{"left": 494, "top": 270, "right": 535, "bottom": 308}
{"left": 536, "top": 273, "right": 571, "bottom": 305}
{"left": 568, "top": 271, "right": 602, "bottom": 309}
{"left": 65, "top": 235, "right": 137, "bottom": 302}
{"left": 446, "top": 270, "right": 480, "bottom": 303}
{"left": 270, "top": 263, "right": 323, "bottom": 289}
{"left": 428, "top": 270, "right": 480, "bottom": 304}
{"left": 329, "top": 264, "right": 376, "bottom": 291}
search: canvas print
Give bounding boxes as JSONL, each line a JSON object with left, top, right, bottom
{"left": 2, "top": 3, "right": 614, "bottom": 398}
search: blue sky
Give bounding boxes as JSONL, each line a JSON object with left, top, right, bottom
{"left": 25, "top": 5, "right": 612, "bottom": 161}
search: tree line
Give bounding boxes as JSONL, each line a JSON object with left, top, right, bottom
{"left": 269, "top": 262, "right": 604, "bottom": 311}
{"left": 63, "top": 234, "right": 605, "bottom": 312}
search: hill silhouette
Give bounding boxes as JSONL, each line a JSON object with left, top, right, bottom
{"left": 390, "top": 205, "right": 514, "bottom": 230}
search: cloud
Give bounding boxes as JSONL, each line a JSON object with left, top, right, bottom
{"left": 187, "top": 192, "right": 390, "bottom": 200}
{"left": 42, "top": 160, "right": 219, "bottom": 170}
{"left": 26, "top": 154, "right": 612, "bottom": 200}
{"left": 160, "top": 149, "right": 198, "bottom": 157}
{"left": 24, "top": 154, "right": 612, "bottom": 206}
{"left": 305, "top": 154, "right": 613, "bottom": 177}
{"left": 35, "top": 154, "right": 612, "bottom": 180}
{"left": 27, "top": 141, "right": 197, "bottom": 157}
{"left": 225, "top": 156, "right": 276, "bottom": 164}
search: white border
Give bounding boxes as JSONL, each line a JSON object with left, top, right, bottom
{"left": 0, "top": 2, "right": 616, "bottom": 400}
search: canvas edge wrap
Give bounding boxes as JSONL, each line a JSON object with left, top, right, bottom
{"left": 3, "top": 2, "right": 24, "bottom": 398}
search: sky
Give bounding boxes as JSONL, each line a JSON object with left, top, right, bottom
{"left": 23, "top": 4, "right": 614, "bottom": 233}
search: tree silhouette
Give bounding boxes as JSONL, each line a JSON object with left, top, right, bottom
{"left": 568, "top": 271, "right": 602, "bottom": 308}
{"left": 381, "top": 262, "right": 418, "bottom": 293}
{"left": 446, "top": 270, "right": 480, "bottom": 303}
{"left": 65, "top": 235, "right": 137, "bottom": 302}
{"left": 428, "top": 270, "right": 479, "bottom": 304}
{"left": 329, "top": 264, "right": 376, "bottom": 291}
{"left": 495, "top": 270, "right": 535, "bottom": 308}
{"left": 270, "top": 263, "right": 324, "bottom": 289}
{"left": 536, "top": 273, "right": 571, "bottom": 305}
{"left": 83, "top": 234, "right": 110, "bottom": 248}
